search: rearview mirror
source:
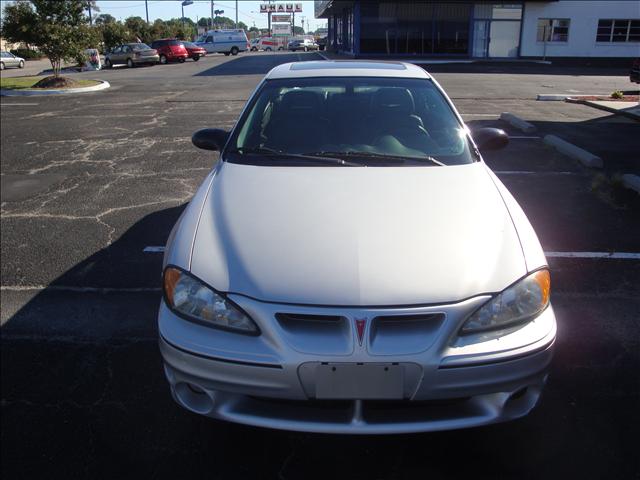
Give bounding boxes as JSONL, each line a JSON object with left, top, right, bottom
{"left": 192, "top": 128, "right": 229, "bottom": 151}
{"left": 472, "top": 128, "right": 509, "bottom": 152}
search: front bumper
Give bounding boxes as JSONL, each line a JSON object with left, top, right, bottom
{"left": 159, "top": 295, "right": 556, "bottom": 434}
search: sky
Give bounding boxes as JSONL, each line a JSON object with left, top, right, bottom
{"left": 92, "top": 0, "right": 326, "bottom": 31}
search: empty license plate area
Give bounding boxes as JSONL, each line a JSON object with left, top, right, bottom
{"left": 315, "top": 363, "right": 404, "bottom": 399}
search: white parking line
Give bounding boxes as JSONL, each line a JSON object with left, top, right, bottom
{"left": 460, "top": 113, "right": 500, "bottom": 116}
{"left": 142, "top": 246, "right": 640, "bottom": 260}
{"left": 0, "top": 102, "right": 39, "bottom": 106}
{"left": 545, "top": 251, "right": 640, "bottom": 260}
{"left": 143, "top": 246, "right": 166, "bottom": 253}
{"left": 494, "top": 171, "right": 578, "bottom": 175}
{"left": 509, "top": 136, "right": 541, "bottom": 139}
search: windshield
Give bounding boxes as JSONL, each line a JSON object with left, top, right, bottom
{"left": 228, "top": 77, "right": 474, "bottom": 166}
{"left": 182, "top": 41, "right": 196, "bottom": 48}
{"left": 132, "top": 43, "right": 151, "bottom": 50}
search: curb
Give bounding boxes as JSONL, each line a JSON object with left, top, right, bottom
{"left": 565, "top": 98, "right": 640, "bottom": 122}
{"left": 621, "top": 174, "right": 640, "bottom": 194}
{"left": 500, "top": 112, "right": 536, "bottom": 133}
{"left": 0, "top": 79, "right": 110, "bottom": 96}
{"left": 537, "top": 94, "right": 569, "bottom": 101}
{"left": 543, "top": 135, "right": 603, "bottom": 168}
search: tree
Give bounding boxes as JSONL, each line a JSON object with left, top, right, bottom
{"left": 81, "top": 0, "right": 100, "bottom": 24}
{"left": 99, "top": 21, "right": 131, "bottom": 51}
{"left": 95, "top": 13, "right": 116, "bottom": 25}
{"left": 124, "top": 16, "right": 150, "bottom": 42}
{"left": 1, "top": 0, "right": 94, "bottom": 77}
{"left": 293, "top": 25, "right": 305, "bottom": 35}
{"left": 0, "top": 0, "right": 39, "bottom": 47}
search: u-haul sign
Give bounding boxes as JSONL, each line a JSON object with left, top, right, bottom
{"left": 260, "top": 3, "right": 302, "bottom": 13}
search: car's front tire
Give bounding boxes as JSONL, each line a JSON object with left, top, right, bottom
{"left": 230, "top": 47, "right": 239, "bottom": 56}
{"left": 126, "top": 58, "right": 134, "bottom": 68}
{"left": 18, "top": 60, "right": 25, "bottom": 68}
{"left": 0, "top": 62, "right": 5, "bottom": 71}
{"left": 159, "top": 54, "right": 168, "bottom": 64}
{"left": 104, "top": 58, "right": 112, "bottom": 68}
{"left": 193, "top": 55, "right": 200, "bottom": 61}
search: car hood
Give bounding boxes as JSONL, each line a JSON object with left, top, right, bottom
{"left": 190, "top": 162, "right": 527, "bottom": 306}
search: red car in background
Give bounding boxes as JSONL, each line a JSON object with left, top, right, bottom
{"left": 181, "top": 41, "right": 207, "bottom": 61}
{"left": 151, "top": 38, "right": 189, "bottom": 64}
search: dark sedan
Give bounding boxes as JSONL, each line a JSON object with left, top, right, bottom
{"left": 181, "top": 41, "right": 207, "bottom": 61}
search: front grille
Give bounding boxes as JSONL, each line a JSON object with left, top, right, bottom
{"left": 276, "top": 313, "right": 344, "bottom": 324}
{"left": 370, "top": 313, "right": 445, "bottom": 354}
{"left": 275, "top": 313, "right": 352, "bottom": 355}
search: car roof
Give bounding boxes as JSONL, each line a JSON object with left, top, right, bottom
{"left": 265, "top": 61, "right": 431, "bottom": 80}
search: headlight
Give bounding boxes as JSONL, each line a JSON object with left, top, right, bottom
{"left": 459, "top": 269, "right": 550, "bottom": 336}
{"left": 163, "top": 267, "right": 259, "bottom": 335}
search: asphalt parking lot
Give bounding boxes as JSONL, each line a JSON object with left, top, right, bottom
{"left": 1, "top": 52, "right": 639, "bottom": 479}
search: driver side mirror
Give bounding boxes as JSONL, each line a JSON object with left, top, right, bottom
{"left": 192, "top": 128, "right": 229, "bottom": 151}
{"left": 472, "top": 128, "right": 509, "bottom": 152}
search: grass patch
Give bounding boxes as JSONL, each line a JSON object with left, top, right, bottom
{"left": 0, "top": 76, "right": 100, "bottom": 90}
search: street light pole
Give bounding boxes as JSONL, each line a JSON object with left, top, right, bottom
{"left": 145, "top": 0, "right": 149, "bottom": 23}
{"left": 235, "top": 0, "right": 238, "bottom": 29}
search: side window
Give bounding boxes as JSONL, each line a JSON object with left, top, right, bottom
{"left": 123, "top": 46, "right": 131, "bottom": 53}
{"left": 1, "top": 52, "right": 8, "bottom": 58}
{"left": 112, "top": 46, "right": 121, "bottom": 53}
{"left": 206, "top": 36, "right": 213, "bottom": 43}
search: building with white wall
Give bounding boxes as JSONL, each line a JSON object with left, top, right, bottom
{"left": 315, "top": 1, "right": 640, "bottom": 59}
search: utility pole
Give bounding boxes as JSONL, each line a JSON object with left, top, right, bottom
{"left": 235, "top": 0, "right": 238, "bottom": 29}
{"left": 145, "top": 0, "right": 149, "bottom": 23}
{"left": 211, "top": 0, "right": 214, "bottom": 30}
{"left": 268, "top": 0, "right": 272, "bottom": 37}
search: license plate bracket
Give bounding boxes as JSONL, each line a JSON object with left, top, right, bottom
{"left": 315, "top": 363, "right": 404, "bottom": 400}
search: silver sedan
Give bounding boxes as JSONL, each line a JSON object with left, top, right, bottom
{"left": 158, "top": 61, "right": 556, "bottom": 434}
{"left": 0, "top": 51, "right": 25, "bottom": 70}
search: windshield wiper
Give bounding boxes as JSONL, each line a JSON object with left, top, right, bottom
{"left": 230, "top": 147, "right": 362, "bottom": 166}
{"left": 304, "top": 151, "right": 445, "bottom": 166}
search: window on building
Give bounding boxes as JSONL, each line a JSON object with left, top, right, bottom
{"left": 596, "top": 19, "right": 640, "bottom": 42}
{"left": 536, "top": 19, "right": 570, "bottom": 42}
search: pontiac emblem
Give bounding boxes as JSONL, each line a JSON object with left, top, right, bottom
{"left": 354, "top": 317, "right": 367, "bottom": 346}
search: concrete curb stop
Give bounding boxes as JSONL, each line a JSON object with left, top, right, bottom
{"left": 500, "top": 112, "right": 537, "bottom": 133}
{"left": 566, "top": 98, "right": 640, "bottom": 122}
{"left": 543, "top": 134, "right": 603, "bottom": 168}
{"left": 536, "top": 94, "right": 569, "bottom": 101}
{"left": 621, "top": 174, "right": 640, "bottom": 194}
{"left": 0, "top": 80, "right": 110, "bottom": 96}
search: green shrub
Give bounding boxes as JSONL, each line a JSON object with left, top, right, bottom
{"left": 611, "top": 90, "right": 624, "bottom": 99}
{"left": 10, "top": 48, "right": 43, "bottom": 59}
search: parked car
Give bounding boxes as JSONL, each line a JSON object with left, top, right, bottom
{"left": 151, "top": 39, "right": 189, "bottom": 64}
{"left": 630, "top": 58, "right": 640, "bottom": 84}
{"left": 317, "top": 36, "right": 327, "bottom": 51}
{"left": 181, "top": 41, "right": 207, "bottom": 61}
{"left": 159, "top": 61, "right": 556, "bottom": 434}
{"left": 0, "top": 51, "right": 25, "bottom": 70}
{"left": 104, "top": 43, "right": 159, "bottom": 68}
{"left": 195, "top": 29, "right": 250, "bottom": 56}
{"left": 288, "top": 38, "right": 319, "bottom": 52}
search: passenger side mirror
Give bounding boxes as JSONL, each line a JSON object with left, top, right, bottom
{"left": 472, "top": 128, "right": 509, "bottom": 152}
{"left": 192, "top": 128, "right": 229, "bottom": 151}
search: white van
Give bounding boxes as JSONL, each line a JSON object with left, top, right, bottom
{"left": 196, "top": 29, "right": 249, "bottom": 56}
